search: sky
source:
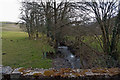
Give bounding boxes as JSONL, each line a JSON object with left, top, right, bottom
{"left": 0, "top": 0, "right": 118, "bottom": 22}
{"left": 0, "top": 0, "right": 71, "bottom": 22}
{"left": 0, "top": 0, "right": 21, "bottom": 22}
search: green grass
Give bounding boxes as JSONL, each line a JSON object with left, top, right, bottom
{"left": 2, "top": 31, "right": 54, "bottom": 68}
{"left": 82, "top": 36, "right": 103, "bottom": 52}
{"left": 65, "top": 35, "right": 120, "bottom": 53}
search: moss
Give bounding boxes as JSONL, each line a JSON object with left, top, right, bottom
{"left": 18, "top": 68, "right": 26, "bottom": 72}
{"left": 33, "top": 73, "right": 42, "bottom": 76}
{"left": 44, "top": 70, "right": 55, "bottom": 76}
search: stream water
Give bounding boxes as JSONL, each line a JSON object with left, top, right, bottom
{"left": 58, "top": 46, "right": 81, "bottom": 69}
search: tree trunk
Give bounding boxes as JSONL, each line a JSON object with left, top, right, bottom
{"left": 53, "top": 1, "right": 58, "bottom": 53}
{"left": 36, "top": 33, "right": 38, "bottom": 38}
{"left": 28, "top": 34, "right": 31, "bottom": 38}
{"left": 54, "top": 39, "right": 58, "bottom": 53}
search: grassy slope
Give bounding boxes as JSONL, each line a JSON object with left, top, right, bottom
{"left": 2, "top": 23, "right": 54, "bottom": 68}
{"left": 2, "top": 23, "right": 22, "bottom": 32}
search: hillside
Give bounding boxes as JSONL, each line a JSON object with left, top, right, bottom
{"left": 1, "top": 22, "right": 22, "bottom": 32}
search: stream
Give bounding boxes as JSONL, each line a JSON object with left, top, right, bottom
{"left": 58, "top": 46, "right": 82, "bottom": 69}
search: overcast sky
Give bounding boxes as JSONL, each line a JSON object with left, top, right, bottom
{"left": 0, "top": 0, "right": 69, "bottom": 22}
{"left": 0, "top": 0, "right": 21, "bottom": 22}
{"left": 0, "top": 0, "right": 118, "bottom": 22}
{"left": 0, "top": 0, "right": 72, "bottom": 22}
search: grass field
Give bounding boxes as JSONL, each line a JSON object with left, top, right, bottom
{"left": 2, "top": 23, "right": 54, "bottom": 68}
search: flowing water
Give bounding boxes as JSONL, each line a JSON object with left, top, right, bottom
{"left": 58, "top": 46, "right": 82, "bottom": 69}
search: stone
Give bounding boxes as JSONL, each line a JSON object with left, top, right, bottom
{"left": 2, "top": 66, "right": 13, "bottom": 74}
{"left": 11, "top": 68, "right": 22, "bottom": 79}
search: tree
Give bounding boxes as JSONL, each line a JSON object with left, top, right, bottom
{"left": 79, "top": 0, "right": 119, "bottom": 59}
{"left": 40, "top": 0, "right": 79, "bottom": 52}
{"left": 20, "top": 0, "right": 92, "bottom": 53}
{"left": 20, "top": 0, "right": 45, "bottom": 39}
{"left": 110, "top": 1, "right": 120, "bottom": 60}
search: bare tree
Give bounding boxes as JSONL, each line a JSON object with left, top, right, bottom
{"left": 110, "top": 1, "right": 120, "bottom": 60}
{"left": 78, "top": 0, "right": 119, "bottom": 58}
